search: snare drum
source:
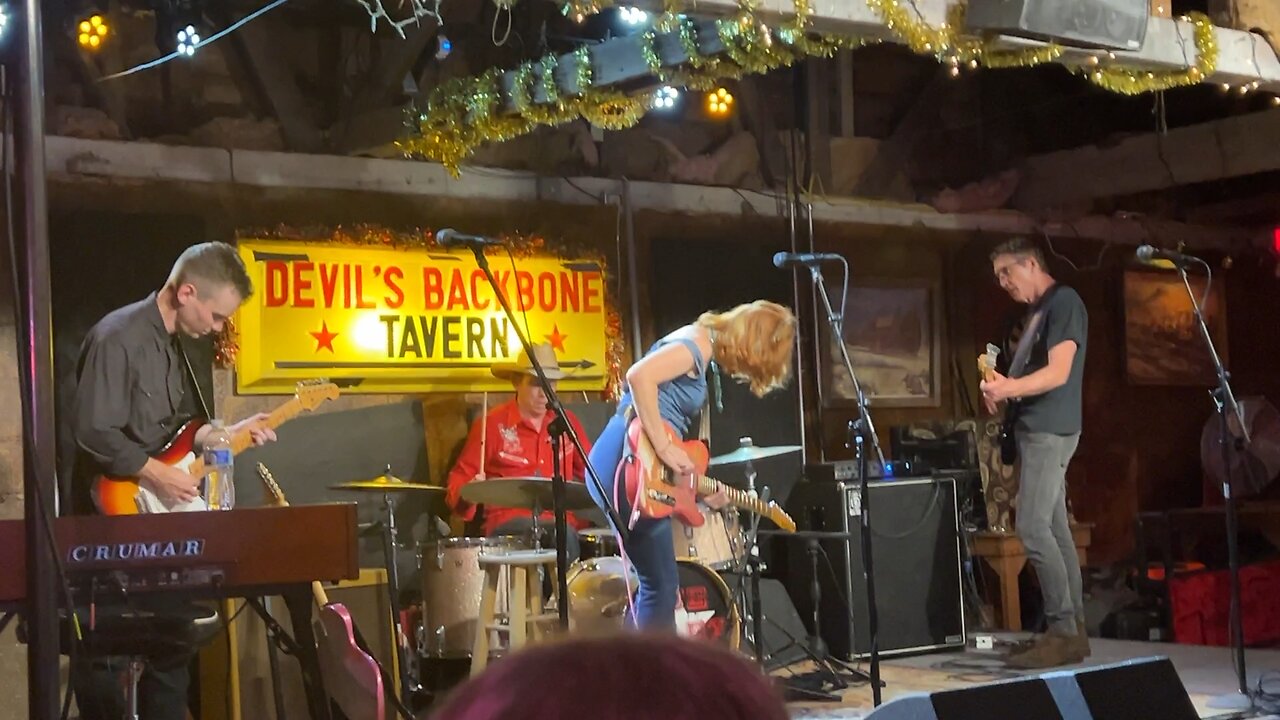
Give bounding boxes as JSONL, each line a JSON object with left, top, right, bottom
{"left": 578, "top": 527, "right": 620, "bottom": 559}
{"left": 566, "top": 557, "right": 739, "bottom": 648}
{"left": 419, "top": 535, "right": 523, "bottom": 658}
{"left": 671, "top": 506, "right": 745, "bottom": 570}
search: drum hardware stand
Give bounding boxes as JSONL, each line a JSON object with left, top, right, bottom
{"left": 454, "top": 233, "right": 628, "bottom": 632}
{"left": 374, "top": 467, "right": 419, "bottom": 705}
{"left": 810, "top": 257, "right": 886, "bottom": 707}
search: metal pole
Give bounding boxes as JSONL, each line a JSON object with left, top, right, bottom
{"left": 622, "top": 179, "right": 644, "bottom": 360}
{"left": 14, "top": 0, "right": 60, "bottom": 717}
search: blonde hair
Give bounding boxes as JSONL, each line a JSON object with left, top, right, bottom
{"left": 696, "top": 300, "right": 796, "bottom": 397}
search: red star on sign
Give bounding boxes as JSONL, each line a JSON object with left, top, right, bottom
{"left": 544, "top": 324, "right": 568, "bottom": 353}
{"left": 310, "top": 321, "right": 339, "bottom": 353}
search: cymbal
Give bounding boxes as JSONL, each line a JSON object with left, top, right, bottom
{"left": 459, "top": 477, "right": 596, "bottom": 512}
{"left": 708, "top": 444, "right": 802, "bottom": 466}
{"left": 331, "top": 475, "right": 444, "bottom": 493}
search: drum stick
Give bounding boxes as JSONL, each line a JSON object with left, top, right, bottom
{"left": 479, "top": 391, "right": 488, "bottom": 479}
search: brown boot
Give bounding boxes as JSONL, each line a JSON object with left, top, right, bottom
{"left": 1075, "top": 621, "right": 1091, "bottom": 658}
{"left": 1005, "top": 629, "right": 1083, "bottom": 669}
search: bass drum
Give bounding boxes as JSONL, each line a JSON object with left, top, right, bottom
{"left": 566, "top": 557, "right": 740, "bottom": 648}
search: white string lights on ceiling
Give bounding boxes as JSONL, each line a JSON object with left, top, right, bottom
{"left": 356, "top": 0, "right": 442, "bottom": 38}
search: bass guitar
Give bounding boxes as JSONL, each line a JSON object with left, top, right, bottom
{"left": 257, "top": 463, "right": 385, "bottom": 720}
{"left": 92, "top": 381, "right": 339, "bottom": 516}
{"left": 622, "top": 417, "right": 796, "bottom": 532}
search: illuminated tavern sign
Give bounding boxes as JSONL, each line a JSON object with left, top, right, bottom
{"left": 234, "top": 240, "right": 609, "bottom": 394}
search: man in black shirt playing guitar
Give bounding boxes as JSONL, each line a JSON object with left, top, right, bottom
{"left": 980, "top": 238, "right": 1088, "bottom": 669}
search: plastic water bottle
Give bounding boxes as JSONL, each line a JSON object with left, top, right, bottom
{"left": 203, "top": 419, "right": 235, "bottom": 510}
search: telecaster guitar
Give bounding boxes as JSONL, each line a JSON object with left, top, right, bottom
{"left": 92, "top": 381, "right": 339, "bottom": 516}
{"left": 622, "top": 418, "right": 796, "bottom": 532}
{"left": 258, "top": 463, "right": 385, "bottom": 720}
{"left": 977, "top": 343, "right": 1019, "bottom": 465}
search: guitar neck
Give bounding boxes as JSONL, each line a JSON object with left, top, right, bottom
{"left": 694, "top": 476, "right": 772, "bottom": 518}
{"left": 186, "top": 399, "right": 304, "bottom": 476}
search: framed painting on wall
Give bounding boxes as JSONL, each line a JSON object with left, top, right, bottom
{"left": 822, "top": 279, "right": 943, "bottom": 407}
{"left": 1123, "top": 268, "right": 1228, "bottom": 385}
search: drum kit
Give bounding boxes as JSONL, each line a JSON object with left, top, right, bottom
{"left": 330, "top": 438, "right": 801, "bottom": 703}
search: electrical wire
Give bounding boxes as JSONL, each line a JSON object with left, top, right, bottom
{"left": 99, "top": 0, "right": 290, "bottom": 81}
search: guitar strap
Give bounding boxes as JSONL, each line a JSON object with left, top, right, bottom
{"left": 1005, "top": 284, "right": 1061, "bottom": 380}
{"left": 174, "top": 337, "right": 213, "bottom": 421}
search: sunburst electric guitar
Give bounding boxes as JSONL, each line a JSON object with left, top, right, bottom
{"left": 92, "top": 381, "right": 340, "bottom": 516}
{"left": 257, "top": 463, "right": 385, "bottom": 720}
{"left": 622, "top": 418, "right": 797, "bottom": 532}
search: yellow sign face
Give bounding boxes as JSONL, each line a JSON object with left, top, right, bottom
{"left": 234, "top": 240, "right": 609, "bottom": 394}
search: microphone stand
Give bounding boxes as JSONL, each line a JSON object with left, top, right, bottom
{"left": 460, "top": 240, "right": 628, "bottom": 630}
{"left": 809, "top": 260, "right": 885, "bottom": 707}
{"left": 1180, "top": 262, "right": 1254, "bottom": 711}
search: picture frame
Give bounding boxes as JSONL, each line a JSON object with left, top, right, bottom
{"left": 822, "top": 278, "right": 943, "bottom": 408}
{"left": 1123, "top": 267, "right": 1228, "bottom": 386}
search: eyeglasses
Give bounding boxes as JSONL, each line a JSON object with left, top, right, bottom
{"left": 993, "top": 258, "right": 1026, "bottom": 283}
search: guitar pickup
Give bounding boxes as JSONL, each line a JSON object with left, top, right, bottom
{"left": 647, "top": 489, "right": 675, "bottom": 506}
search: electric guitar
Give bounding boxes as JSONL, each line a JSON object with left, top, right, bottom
{"left": 257, "top": 463, "right": 385, "bottom": 720}
{"left": 977, "top": 343, "right": 1018, "bottom": 465}
{"left": 92, "top": 381, "right": 340, "bottom": 516}
{"left": 622, "top": 417, "right": 797, "bottom": 532}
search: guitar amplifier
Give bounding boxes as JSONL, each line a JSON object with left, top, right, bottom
{"left": 783, "top": 476, "right": 966, "bottom": 659}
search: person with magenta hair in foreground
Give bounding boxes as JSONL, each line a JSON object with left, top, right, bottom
{"left": 430, "top": 635, "right": 790, "bottom": 720}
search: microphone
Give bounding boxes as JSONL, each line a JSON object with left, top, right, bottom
{"left": 773, "top": 252, "right": 842, "bottom": 269}
{"left": 1135, "top": 245, "right": 1201, "bottom": 267}
{"left": 435, "top": 228, "right": 504, "bottom": 248}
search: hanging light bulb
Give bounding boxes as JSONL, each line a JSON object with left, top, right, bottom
{"left": 77, "top": 14, "right": 109, "bottom": 50}
{"left": 651, "top": 86, "right": 679, "bottom": 111}
{"left": 176, "top": 24, "right": 200, "bottom": 56}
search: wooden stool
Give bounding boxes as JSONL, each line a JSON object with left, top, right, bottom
{"left": 470, "top": 549, "right": 560, "bottom": 676}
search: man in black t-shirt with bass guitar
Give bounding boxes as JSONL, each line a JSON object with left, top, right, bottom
{"left": 980, "top": 238, "right": 1089, "bottom": 669}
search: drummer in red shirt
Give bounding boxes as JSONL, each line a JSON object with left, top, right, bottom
{"left": 446, "top": 342, "right": 593, "bottom": 558}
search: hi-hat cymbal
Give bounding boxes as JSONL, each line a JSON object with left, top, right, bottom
{"left": 708, "top": 444, "right": 802, "bottom": 466}
{"left": 331, "top": 475, "right": 444, "bottom": 493}
{"left": 459, "top": 477, "right": 596, "bottom": 511}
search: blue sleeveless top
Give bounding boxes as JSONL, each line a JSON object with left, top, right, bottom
{"left": 616, "top": 336, "right": 708, "bottom": 436}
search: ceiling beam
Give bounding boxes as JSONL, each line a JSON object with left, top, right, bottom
{"left": 43, "top": 135, "right": 1261, "bottom": 251}
{"left": 1014, "top": 107, "right": 1280, "bottom": 210}
{"left": 617, "top": 0, "right": 1280, "bottom": 92}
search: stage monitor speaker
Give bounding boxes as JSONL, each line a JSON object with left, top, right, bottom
{"left": 864, "top": 657, "right": 1198, "bottom": 720}
{"left": 964, "top": 0, "right": 1149, "bottom": 52}
{"left": 785, "top": 476, "right": 965, "bottom": 660}
{"left": 719, "top": 574, "right": 810, "bottom": 671}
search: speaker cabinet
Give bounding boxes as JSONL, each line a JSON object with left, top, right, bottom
{"left": 865, "top": 657, "right": 1198, "bottom": 720}
{"left": 784, "top": 476, "right": 965, "bottom": 659}
{"left": 964, "top": 0, "right": 1150, "bottom": 51}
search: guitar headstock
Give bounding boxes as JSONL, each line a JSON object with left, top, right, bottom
{"left": 295, "top": 380, "right": 340, "bottom": 411}
{"left": 768, "top": 503, "right": 797, "bottom": 533}
{"left": 978, "top": 343, "right": 1001, "bottom": 382}
{"left": 257, "top": 462, "right": 288, "bottom": 507}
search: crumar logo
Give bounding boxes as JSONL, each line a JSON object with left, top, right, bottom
{"left": 68, "top": 539, "right": 205, "bottom": 563}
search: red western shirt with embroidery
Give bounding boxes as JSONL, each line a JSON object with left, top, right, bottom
{"left": 446, "top": 399, "right": 594, "bottom": 536}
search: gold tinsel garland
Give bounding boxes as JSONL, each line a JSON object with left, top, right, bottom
{"left": 404, "top": 0, "right": 1223, "bottom": 173}
{"left": 219, "top": 225, "right": 628, "bottom": 400}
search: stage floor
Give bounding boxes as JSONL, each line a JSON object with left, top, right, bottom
{"left": 779, "top": 635, "right": 1280, "bottom": 719}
